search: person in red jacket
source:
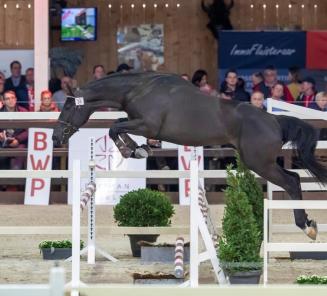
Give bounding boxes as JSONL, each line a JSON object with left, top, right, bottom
{"left": 0, "top": 90, "right": 28, "bottom": 171}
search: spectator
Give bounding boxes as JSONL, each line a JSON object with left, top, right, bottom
{"left": 4, "top": 60, "right": 29, "bottom": 109}
{"left": 181, "top": 73, "right": 190, "bottom": 81}
{"left": 38, "top": 90, "right": 59, "bottom": 112}
{"left": 0, "top": 71, "right": 5, "bottom": 81}
{"left": 0, "top": 91, "right": 28, "bottom": 170}
{"left": 308, "top": 91, "right": 327, "bottom": 111}
{"left": 93, "top": 65, "right": 105, "bottom": 80}
{"left": 220, "top": 69, "right": 250, "bottom": 102}
{"left": 251, "top": 72, "right": 264, "bottom": 91}
{"left": 297, "top": 77, "right": 316, "bottom": 108}
{"left": 52, "top": 76, "right": 74, "bottom": 110}
{"left": 116, "top": 63, "right": 133, "bottom": 73}
{"left": 192, "top": 69, "right": 216, "bottom": 96}
{"left": 25, "top": 67, "right": 34, "bottom": 111}
{"left": 250, "top": 91, "right": 265, "bottom": 110}
{"left": 287, "top": 66, "right": 301, "bottom": 100}
{"left": 0, "top": 78, "right": 4, "bottom": 108}
{"left": 263, "top": 82, "right": 285, "bottom": 111}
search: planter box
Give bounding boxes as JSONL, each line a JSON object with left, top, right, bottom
{"left": 228, "top": 270, "right": 262, "bottom": 284}
{"left": 128, "top": 234, "right": 159, "bottom": 257}
{"left": 40, "top": 248, "right": 72, "bottom": 260}
{"left": 133, "top": 273, "right": 184, "bottom": 285}
{"left": 141, "top": 245, "right": 190, "bottom": 263}
{"left": 290, "top": 252, "right": 327, "bottom": 260}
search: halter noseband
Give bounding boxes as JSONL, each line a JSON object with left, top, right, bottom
{"left": 57, "top": 95, "right": 83, "bottom": 142}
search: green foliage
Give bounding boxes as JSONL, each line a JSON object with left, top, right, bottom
{"left": 236, "top": 154, "right": 264, "bottom": 239}
{"left": 38, "top": 240, "right": 84, "bottom": 249}
{"left": 296, "top": 275, "right": 327, "bottom": 284}
{"left": 113, "top": 189, "right": 175, "bottom": 227}
{"left": 218, "top": 164, "right": 262, "bottom": 274}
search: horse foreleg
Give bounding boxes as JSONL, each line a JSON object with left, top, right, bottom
{"left": 109, "top": 118, "right": 153, "bottom": 159}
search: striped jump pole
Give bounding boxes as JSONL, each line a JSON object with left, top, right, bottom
{"left": 174, "top": 237, "right": 184, "bottom": 279}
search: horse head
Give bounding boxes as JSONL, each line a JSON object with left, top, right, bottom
{"left": 52, "top": 89, "right": 92, "bottom": 146}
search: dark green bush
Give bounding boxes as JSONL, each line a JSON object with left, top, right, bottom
{"left": 236, "top": 154, "right": 264, "bottom": 240}
{"left": 38, "top": 239, "right": 84, "bottom": 249}
{"left": 296, "top": 275, "right": 327, "bottom": 284}
{"left": 218, "top": 164, "right": 262, "bottom": 274}
{"left": 113, "top": 188, "right": 175, "bottom": 227}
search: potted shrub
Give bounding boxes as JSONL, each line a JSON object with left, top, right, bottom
{"left": 218, "top": 164, "right": 262, "bottom": 284}
{"left": 113, "top": 188, "right": 175, "bottom": 257}
{"left": 236, "top": 154, "right": 264, "bottom": 240}
{"left": 39, "top": 239, "right": 84, "bottom": 260}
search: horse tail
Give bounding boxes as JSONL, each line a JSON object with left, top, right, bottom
{"left": 276, "top": 115, "right": 327, "bottom": 184}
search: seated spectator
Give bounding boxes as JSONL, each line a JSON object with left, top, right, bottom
{"left": 192, "top": 69, "right": 216, "bottom": 96}
{"left": 0, "top": 71, "right": 5, "bottom": 81}
{"left": 287, "top": 66, "right": 301, "bottom": 100}
{"left": 254, "top": 65, "right": 293, "bottom": 101}
{"left": 116, "top": 63, "right": 133, "bottom": 73}
{"left": 220, "top": 69, "right": 250, "bottom": 102}
{"left": 181, "top": 73, "right": 190, "bottom": 81}
{"left": 297, "top": 77, "right": 316, "bottom": 108}
{"left": 52, "top": 76, "right": 74, "bottom": 110}
{"left": 250, "top": 91, "right": 265, "bottom": 110}
{"left": 308, "top": 91, "right": 327, "bottom": 111}
{"left": 4, "top": 60, "right": 29, "bottom": 109}
{"left": 25, "top": 67, "right": 34, "bottom": 111}
{"left": 93, "top": 65, "right": 105, "bottom": 80}
{"left": 251, "top": 72, "right": 263, "bottom": 91}
{"left": 0, "top": 91, "right": 28, "bottom": 170}
{"left": 38, "top": 90, "right": 59, "bottom": 112}
{"left": 263, "top": 82, "right": 286, "bottom": 111}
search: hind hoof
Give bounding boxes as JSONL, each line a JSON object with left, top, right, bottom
{"left": 134, "top": 147, "right": 149, "bottom": 159}
{"left": 303, "top": 220, "right": 318, "bottom": 240}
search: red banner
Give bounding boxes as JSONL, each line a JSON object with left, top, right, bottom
{"left": 307, "top": 31, "right": 327, "bottom": 70}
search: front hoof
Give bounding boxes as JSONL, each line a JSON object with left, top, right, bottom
{"left": 120, "top": 147, "right": 133, "bottom": 158}
{"left": 134, "top": 147, "right": 149, "bottom": 159}
{"left": 303, "top": 220, "right": 318, "bottom": 240}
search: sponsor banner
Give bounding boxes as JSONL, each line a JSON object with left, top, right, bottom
{"left": 178, "top": 146, "right": 204, "bottom": 205}
{"left": 25, "top": 128, "right": 53, "bottom": 205}
{"left": 306, "top": 31, "right": 327, "bottom": 70}
{"left": 219, "top": 31, "right": 306, "bottom": 69}
{"left": 68, "top": 129, "right": 146, "bottom": 205}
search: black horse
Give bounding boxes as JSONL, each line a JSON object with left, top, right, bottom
{"left": 53, "top": 72, "right": 327, "bottom": 240}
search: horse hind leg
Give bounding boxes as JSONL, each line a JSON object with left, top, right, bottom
{"left": 241, "top": 153, "right": 317, "bottom": 240}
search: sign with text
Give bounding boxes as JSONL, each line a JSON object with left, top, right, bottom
{"left": 178, "top": 146, "right": 203, "bottom": 205}
{"left": 68, "top": 129, "right": 146, "bottom": 205}
{"left": 25, "top": 128, "right": 53, "bottom": 205}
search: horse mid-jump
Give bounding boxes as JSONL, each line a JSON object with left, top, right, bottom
{"left": 52, "top": 72, "right": 327, "bottom": 240}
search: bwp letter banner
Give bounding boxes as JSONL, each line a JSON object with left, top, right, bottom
{"left": 25, "top": 128, "right": 53, "bottom": 205}
{"left": 178, "top": 146, "right": 204, "bottom": 205}
{"left": 68, "top": 129, "right": 146, "bottom": 205}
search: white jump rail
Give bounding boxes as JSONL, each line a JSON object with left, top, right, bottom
{"left": 0, "top": 111, "right": 127, "bottom": 120}
{"left": 263, "top": 199, "right": 327, "bottom": 285}
{"left": 0, "top": 265, "right": 65, "bottom": 296}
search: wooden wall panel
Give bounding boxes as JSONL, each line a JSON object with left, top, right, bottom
{"left": 1, "top": 0, "right": 327, "bottom": 86}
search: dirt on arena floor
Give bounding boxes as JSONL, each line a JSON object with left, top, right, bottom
{"left": 0, "top": 205, "right": 327, "bottom": 285}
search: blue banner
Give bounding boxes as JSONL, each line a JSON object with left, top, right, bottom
{"left": 219, "top": 31, "right": 306, "bottom": 69}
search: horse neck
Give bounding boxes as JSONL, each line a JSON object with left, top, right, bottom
{"left": 85, "top": 75, "right": 138, "bottom": 110}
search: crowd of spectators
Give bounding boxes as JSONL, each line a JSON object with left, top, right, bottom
{"left": 0, "top": 59, "right": 326, "bottom": 192}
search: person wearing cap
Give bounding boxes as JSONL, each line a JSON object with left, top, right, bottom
{"left": 116, "top": 63, "right": 133, "bottom": 73}
{"left": 297, "top": 77, "right": 316, "bottom": 108}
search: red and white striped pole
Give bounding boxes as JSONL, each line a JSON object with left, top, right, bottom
{"left": 174, "top": 237, "right": 184, "bottom": 279}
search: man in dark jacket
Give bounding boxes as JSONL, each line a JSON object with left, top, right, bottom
{"left": 4, "top": 60, "right": 29, "bottom": 109}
